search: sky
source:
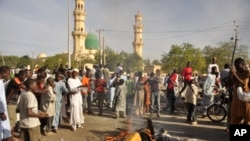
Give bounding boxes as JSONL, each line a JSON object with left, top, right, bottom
{"left": 0, "top": 0, "right": 250, "bottom": 61}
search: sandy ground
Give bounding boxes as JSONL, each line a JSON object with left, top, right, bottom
{"left": 7, "top": 101, "right": 229, "bottom": 141}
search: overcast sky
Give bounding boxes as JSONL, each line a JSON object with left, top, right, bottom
{"left": 0, "top": 0, "right": 250, "bottom": 61}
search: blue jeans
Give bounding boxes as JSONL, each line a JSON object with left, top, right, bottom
{"left": 150, "top": 92, "right": 160, "bottom": 114}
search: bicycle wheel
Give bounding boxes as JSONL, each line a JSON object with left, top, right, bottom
{"left": 207, "top": 104, "right": 227, "bottom": 123}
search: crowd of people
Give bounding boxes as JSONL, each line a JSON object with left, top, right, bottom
{"left": 1, "top": 56, "right": 250, "bottom": 140}
{"left": 0, "top": 63, "right": 164, "bottom": 141}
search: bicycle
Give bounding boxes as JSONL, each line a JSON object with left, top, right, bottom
{"left": 206, "top": 90, "right": 229, "bottom": 123}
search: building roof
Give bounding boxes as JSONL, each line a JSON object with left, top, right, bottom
{"left": 37, "top": 53, "right": 47, "bottom": 59}
{"left": 85, "top": 33, "right": 99, "bottom": 50}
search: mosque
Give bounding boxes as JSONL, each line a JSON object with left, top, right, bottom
{"left": 72, "top": 0, "right": 144, "bottom": 63}
{"left": 72, "top": 0, "right": 99, "bottom": 62}
{"left": 37, "top": 0, "right": 160, "bottom": 73}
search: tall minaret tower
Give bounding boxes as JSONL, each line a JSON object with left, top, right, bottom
{"left": 132, "top": 11, "right": 144, "bottom": 58}
{"left": 72, "top": 0, "right": 87, "bottom": 61}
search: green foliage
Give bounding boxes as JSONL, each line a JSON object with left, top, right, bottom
{"left": 152, "top": 59, "right": 161, "bottom": 65}
{"left": 43, "top": 54, "right": 68, "bottom": 70}
{"left": 80, "top": 57, "right": 96, "bottom": 68}
{"left": 16, "top": 55, "right": 32, "bottom": 68}
{"left": 125, "top": 53, "right": 143, "bottom": 73}
{"left": 143, "top": 58, "right": 151, "bottom": 66}
{"left": 161, "top": 43, "right": 206, "bottom": 74}
{"left": 203, "top": 42, "right": 249, "bottom": 71}
{"left": 0, "top": 55, "right": 19, "bottom": 67}
{"left": 1, "top": 41, "right": 248, "bottom": 75}
{"left": 102, "top": 47, "right": 121, "bottom": 71}
{"left": 99, "top": 47, "right": 143, "bottom": 73}
{"left": 162, "top": 42, "right": 249, "bottom": 74}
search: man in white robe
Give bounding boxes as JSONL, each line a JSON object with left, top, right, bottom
{"left": 0, "top": 66, "right": 12, "bottom": 140}
{"left": 67, "top": 68, "right": 84, "bottom": 131}
{"left": 107, "top": 73, "right": 116, "bottom": 108}
{"left": 202, "top": 66, "right": 217, "bottom": 117}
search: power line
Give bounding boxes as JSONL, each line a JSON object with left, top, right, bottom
{"left": 104, "top": 21, "right": 234, "bottom": 34}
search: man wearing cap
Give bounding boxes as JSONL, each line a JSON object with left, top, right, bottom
{"left": 67, "top": 68, "right": 84, "bottom": 131}
{"left": 208, "top": 57, "right": 220, "bottom": 77}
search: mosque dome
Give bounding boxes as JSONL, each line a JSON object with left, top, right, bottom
{"left": 85, "top": 33, "right": 99, "bottom": 50}
{"left": 37, "top": 53, "right": 47, "bottom": 59}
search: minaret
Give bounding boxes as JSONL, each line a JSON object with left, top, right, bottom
{"left": 132, "top": 11, "right": 144, "bottom": 58}
{"left": 72, "top": 0, "right": 87, "bottom": 61}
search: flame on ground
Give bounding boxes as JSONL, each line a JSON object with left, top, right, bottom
{"left": 105, "top": 130, "right": 129, "bottom": 141}
{"left": 105, "top": 118, "right": 155, "bottom": 141}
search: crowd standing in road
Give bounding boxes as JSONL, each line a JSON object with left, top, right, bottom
{"left": 1, "top": 56, "right": 250, "bottom": 140}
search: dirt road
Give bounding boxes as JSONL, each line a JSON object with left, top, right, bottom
{"left": 8, "top": 103, "right": 229, "bottom": 141}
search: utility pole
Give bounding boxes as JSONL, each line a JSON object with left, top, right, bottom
{"left": 103, "top": 36, "right": 105, "bottom": 65}
{"left": 96, "top": 29, "right": 104, "bottom": 64}
{"left": 230, "top": 20, "right": 240, "bottom": 66}
{"left": 67, "top": 0, "right": 71, "bottom": 69}
{"left": 0, "top": 51, "right": 5, "bottom": 66}
{"left": 32, "top": 51, "right": 34, "bottom": 69}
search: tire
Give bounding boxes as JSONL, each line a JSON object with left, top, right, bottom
{"left": 207, "top": 104, "right": 227, "bottom": 123}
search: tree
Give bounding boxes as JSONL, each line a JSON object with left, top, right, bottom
{"left": 43, "top": 54, "right": 68, "bottom": 70}
{"left": 143, "top": 58, "right": 151, "bottom": 66}
{"left": 103, "top": 47, "right": 121, "bottom": 71}
{"left": 16, "top": 55, "right": 32, "bottom": 68}
{"left": 161, "top": 43, "right": 206, "bottom": 73}
{"left": 125, "top": 53, "right": 143, "bottom": 73}
{"left": 100, "top": 47, "right": 144, "bottom": 73}
{"left": 152, "top": 59, "right": 161, "bottom": 65}
{"left": 0, "top": 55, "right": 19, "bottom": 67}
{"left": 79, "top": 56, "right": 96, "bottom": 68}
{"left": 203, "top": 42, "right": 249, "bottom": 71}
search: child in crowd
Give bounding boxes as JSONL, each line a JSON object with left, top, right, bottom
{"left": 17, "top": 79, "right": 48, "bottom": 141}
{"left": 40, "top": 77, "right": 56, "bottom": 135}
{"left": 185, "top": 79, "right": 198, "bottom": 125}
{"left": 112, "top": 79, "right": 127, "bottom": 118}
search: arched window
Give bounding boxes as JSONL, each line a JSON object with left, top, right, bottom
{"left": 78, "top": 4, "right": 80, "bottom": 9}
{"left": 81, "top": 4, "right": 83, "bottom": 10}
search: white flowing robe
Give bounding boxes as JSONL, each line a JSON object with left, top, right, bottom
{"left": 0, "top": 79, "right": 11, "bottom": 140}
{"left": 202, "top": 74, "right": 216, "bottom": 115}
{"left": 107, "top": 77, "right": 116, "bottom": 108}
{"left": 67, "top": 78, "right": 84, "bottom": 126}
{"left": 237, "top": 87, "right": 250, "bottom": 102}
{"left": 115, "top": 85, "right": 127, "bottom": 113}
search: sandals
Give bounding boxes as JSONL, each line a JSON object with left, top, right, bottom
{"left": 77, "top": 124, "right": 83, "bottom": 128}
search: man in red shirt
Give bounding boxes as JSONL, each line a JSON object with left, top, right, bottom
{"left": 95, "top": 71, "right": 106, "bottom": 116}
{"left": 167, "top": 69, "right": 178, "bottom": 113}
{"left": 179, "top": 61, "right": 193, "bottom": 94}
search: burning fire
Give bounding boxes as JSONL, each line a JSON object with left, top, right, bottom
{"left": 105, "top": 118, "right": 155, "bottom": 141}
{"left": 105, "top": 130, "right": 129, "bottom": 141}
